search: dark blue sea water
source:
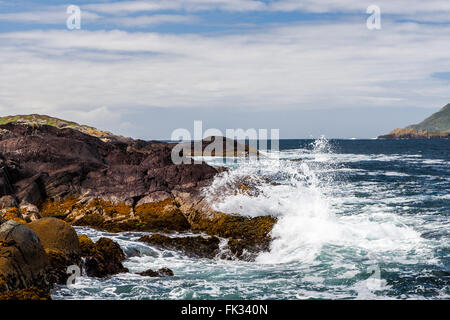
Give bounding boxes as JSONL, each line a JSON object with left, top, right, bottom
{"left": 53, "top": 139, "right": 449, "bottom": 300}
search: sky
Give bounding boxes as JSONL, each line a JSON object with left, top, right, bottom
{"left": 0, "top": 0, "right": 449, "bottom": 139}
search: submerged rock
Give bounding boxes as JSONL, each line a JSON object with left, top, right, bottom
{"left": 78, "top": 235, "right": 128, "bottom": 278}
{"left": 138, "top": 267, "right": 174, "bottom": 277}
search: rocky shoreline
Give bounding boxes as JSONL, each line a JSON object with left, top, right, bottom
{"left": 0, "top": 121, "right": 276, "bottom": 299}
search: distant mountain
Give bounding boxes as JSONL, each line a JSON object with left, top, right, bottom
{"left": 0, "top": 114, "right": 131, "bottom": 143}
{"left": 378, "top": 103, "right": 450, "bottom": 139}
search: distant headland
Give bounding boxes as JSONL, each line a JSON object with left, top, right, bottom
{"left": 378, "top": 103, "right": 450, "bottom": 139}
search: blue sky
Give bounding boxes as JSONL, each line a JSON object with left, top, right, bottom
{"left": 0, "top": 0, "right": 449, "bottom": 139}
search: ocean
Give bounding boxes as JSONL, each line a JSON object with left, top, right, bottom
{"left": 52, "top": 138, "right": 450, "bottom": 300}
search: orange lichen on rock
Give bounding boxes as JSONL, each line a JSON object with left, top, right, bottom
{"left": 238, "top": 184, "right": 250, "bottom": 192}
{"left": 73, "top": 204, "right": 136, "bottom": 233}
{"left": 39, "top": 197, "right": 136, "bottom": 232}
{"left": 0, "top": 208, "right": 26, "bottom": 224}
{"left": 78, "top": 234, "right": 96, "bottom": 256}
{"left": 39, "top": 196, "right": 80, "bottom": 219}
{"left": 78, "top": 235, "right": 128, "bottom": 278}
{"left": 44, "top": 249, "right": 72, "bottom": 284}
{"left": 0, "top": 287, "right": 51, "bottom": 300}
{"left": 86, "top": 199, "right": 132, "bottom": 218}
{"left": 192, "top": 212, "right": 275, "bottom": 240}
{"left": 190, "top": 212, "right": 276, "bottom": 259}
{"left": 135, "top": 199, "right": 190, "bottom": 232}
{"left": 237, "top": 183, "right": 256, "bottom": 196}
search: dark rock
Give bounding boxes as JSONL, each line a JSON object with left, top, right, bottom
{"left": 0, "top": 159, "right": 14, "bottom": 197}
{"left": 138, "top": 267, "right": 174, "bottom": 277}
{"left": 139, "top": 234, "right": 220, "bottom": 259}
{"left": 157, "top": 267, "right": 174, "bottom": 276}
{"left": 0, "top": 123, "right": 218, "bottom": 230}
{"left": 175, "top": 136, "right": 260, "bottom": 157}
{"left": 15, "top": 174, "right": 45, "bottom": 205}
{"left": 0, "top": 220, "right": 50, "bottom": 292}
{"left": 0, "top": 123, "right": 217, "bottom": 204}
{"left": 78, "top": 235, "right": 128, "bottom": 278}
{"left": 123, "top": 247, "right": 141, "bottom": 258}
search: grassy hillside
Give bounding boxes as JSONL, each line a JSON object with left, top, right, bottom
{"left": 1, "top": 114, "right": 87, "bottom": 128}
{"left": 0, "top": 114, "right": 127, "bottom": 142}
{"left": 378, "top": 103, "right": 450, "bottom": 139}
{"left": 407, "top": 103, "right": 450, "bottom": 133}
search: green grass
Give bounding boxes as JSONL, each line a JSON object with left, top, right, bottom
{"left": 0, "top": 114, "right": 122, "bottom": 141}
{"left": 408, "top": 103, "right": 450, "bottom": 133}
{"left": 0, "top": 114, "right": 95, "bottom": 130}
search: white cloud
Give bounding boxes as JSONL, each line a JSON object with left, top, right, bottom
{"left": 0, "top": 1, "right": 448, "bottom": 137}
{"left": 0, "top": 20, "right": 449, "bottom": 125}
{"left": 82, "top": 0, "right": 450, "bottom": 18}
{"left": 3, "top": 0, "right": 449, "bottom": 28}
{"left": 0, "top": 7, "right": 195, "bottom": 27}
{"left": 84, "top": 0, "right": 266, "bottom": 13}
{"left": 0, "top": 9, "right": 100, "bottom": 24}
{"left": 108, "top": 14, "right": 198, "bottom": 27}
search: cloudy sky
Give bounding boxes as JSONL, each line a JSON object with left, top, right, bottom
{"left": 0, "top": 0, "right": 449, "bottom": 139}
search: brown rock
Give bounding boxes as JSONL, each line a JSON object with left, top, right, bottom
{"left": 0, "top": 287, "right": 51, "bottom": 300}
{"left": 134, "top": 199, "right": 190, "bottom": 232}
{"left": 27, "top": 217, "right": 81, "bottom": 284}
{"left": 0, "top": 220, "right": 50, "bottom": 292}
{"left": 189, "top": 213, "right": 276, "bottom": 260}
{"left": 78, "top": 235, "right": 128, "bottom": 278}
{"left": 136, "top": 191, "right": 173, "bottom": 206}
{"left": 0, "top": 208, "right": 26, "bottom": 224}
{"left": 27, "top": 217, "right": 80, "bottom": 257}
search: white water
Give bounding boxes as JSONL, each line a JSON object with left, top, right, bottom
{"left": 205, "top": 138, "right": 429, "bottom": 267}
